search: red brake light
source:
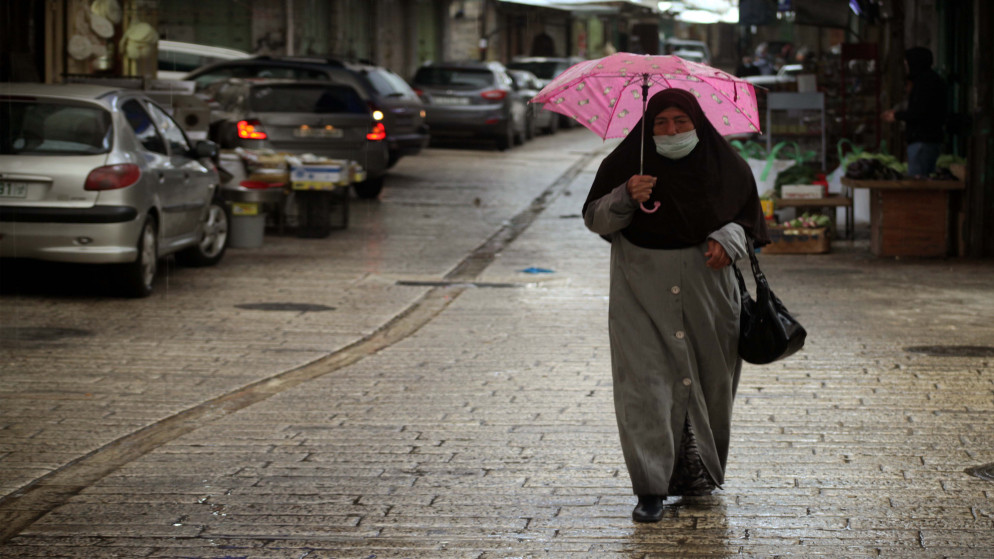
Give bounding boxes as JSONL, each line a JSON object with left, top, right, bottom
{"left": 84, "top": 164, "right": 141, "bottom": 191}
{"left": 236, "top": 120, "right": 267, "bottom": 140}
{"left": 481, "top": 89, "right": 507, "bottom": 101}
{"left": 239, "top": 180, "right": 285, "bottom": 189}
{"left": 367, "top": 122, "right": 386, "bottom": 141}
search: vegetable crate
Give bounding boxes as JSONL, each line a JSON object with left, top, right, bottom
{"left": 762, "top": 226, "right": 831, "bottom": 254}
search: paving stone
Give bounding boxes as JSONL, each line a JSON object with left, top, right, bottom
{"left": 2, "top": 133, "right": 993, "bottom": 556}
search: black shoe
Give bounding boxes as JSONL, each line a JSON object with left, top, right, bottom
{"left": 632, "top": 495, "right": 665, "bottom": 523}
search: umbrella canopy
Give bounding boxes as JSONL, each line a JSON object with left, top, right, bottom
{"left": 531, "top": 52, "right": 761, "bottom": 138}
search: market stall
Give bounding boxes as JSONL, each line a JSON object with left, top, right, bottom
{"left": 218, "top": 150, "right": 363, "bottom": 244}
{"left": 841, "top": 177, "right": 965, "bottom": 257}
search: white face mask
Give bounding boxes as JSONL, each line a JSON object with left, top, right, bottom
{"left": 653, "top": 129, "right": 699, "bottom": 159}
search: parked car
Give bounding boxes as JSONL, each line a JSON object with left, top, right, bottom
{"left": 157, "top": 40, "right": 250, "bottom": 80}
{"left": 662, "top": 38, "right": 712, "bottom": 65}
{"left": 506, "top": 56, "right": 584, "bottom": 87}
{"left": 0, "top": 83, "right": 227, "bottom": 297}
{"left": 671, "top": 49, "right": 708, "bottom": 64}
{"left": 185, "top": 56, "right": 428, "bottom": 173}
{"left": 507, "top": 69, "right": 557, "bottom": 137}
{"left": 204, "top": 78, "right": 388, "bottom": 198}
{"left": 410, "top": 60, "right": 527, "bottom": 150}
{"left": 743, "top": 64, "right": 806, "bottom": 88}
{"left": 507, "top": 56, "right": 584, "bottom": 128}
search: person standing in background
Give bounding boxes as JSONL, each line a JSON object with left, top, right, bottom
{"left": 882, "top": 47, "right": 947, "bottom": 177}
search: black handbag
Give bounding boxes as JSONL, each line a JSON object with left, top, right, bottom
{"left": 733, "top": 243, "right": 806, "bottom": 364}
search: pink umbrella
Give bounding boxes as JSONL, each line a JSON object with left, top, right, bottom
{"left": 531, "top": 52, "right": 761, "bottom": 139}
{"left": 532, "top": 52, "right": 761, "bottom": 213}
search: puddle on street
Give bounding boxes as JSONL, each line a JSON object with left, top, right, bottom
{"left": 234, "top": 302, "right": 334, "bottom": 312}
{"left": 396, "top": 280, "right": 521, "bottom": 288}
{"left": 965, "top": 463, "right": 994, "bottom": 481}
{"left": 0, "top": 326, "right": 92, "bottom": 341}
{"left": 905, "top": 345, "right": 994, "bottom": 357}
{"left": 784, "top": 268, "right": 864, "bottom": 276}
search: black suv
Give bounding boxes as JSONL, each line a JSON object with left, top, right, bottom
{"left": 186, "top": 56, "right": 429, "bottom": 171}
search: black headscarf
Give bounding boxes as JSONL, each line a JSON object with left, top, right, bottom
{"left": 905, "top": 47, "right": 934, "bottom": 80}
{"left": 583, "top": 88, "right": 769, "bottom": 248}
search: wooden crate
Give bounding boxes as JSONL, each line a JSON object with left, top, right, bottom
{"left": 840, "top": 178, "right": 963, "bottom": 258}
{"left": 762, "top": 226, "right": 830, "bottom": 254}
{"left": 870, "top": 189, "right": 948, "bottom": 257}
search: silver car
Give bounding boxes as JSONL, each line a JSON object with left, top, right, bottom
{"left": 411, "top": 61, "right": 527, "bottom": 151}
{"left": 507, "top": 69, "right": 558, "bottom": 137}
{"left": 0, "top": 83, "right": 227, "bottom": 297}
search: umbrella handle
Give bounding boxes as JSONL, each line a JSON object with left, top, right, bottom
{"left": 637, "top": 76, "right": 655, "bottom": 214}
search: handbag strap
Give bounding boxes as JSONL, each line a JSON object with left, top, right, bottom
{"left": 733, "top": 260, "right": 749, "bottom": 294}
{"left": 743, "top": 237, "right": 765, "bottom": 283}
{"left": 734, "top": 237, "right": 776, "bottom": 298}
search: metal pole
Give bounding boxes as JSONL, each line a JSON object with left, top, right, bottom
{"left": 639, "top": 74, "right": 649, "bottom": 174}
{"left": 286, "top": 0, "right": 294, "bottom": 56}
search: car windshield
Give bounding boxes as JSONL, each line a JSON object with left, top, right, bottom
{"left": 673, "top": 50, "right": 705, "bottom": 63}
{"left": 248, "top": 84, "right": 367, "bottom": 114}
{"left": 413, "top": 68, "right": 494, "bottom": 88}
{"left": 191, "top": 65, "right": 329, "bottom": 90}
{"left": 506, "top": 61, "right": 568, "bottom": 80}
{"left": 0, "top": 98, "right": 111, "bottom": 155}
{"left": 365, "top": 69, "right": 418, "bottom": 99}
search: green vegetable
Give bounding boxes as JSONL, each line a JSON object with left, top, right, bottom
{"left": 935, "top": 154, "right": 966, "bottom": 169}
{"left": 774, "top": 164, "right": 817, "bottom": 197}
{"left": 781, "top": 212, "right": 831, "bottom": 229}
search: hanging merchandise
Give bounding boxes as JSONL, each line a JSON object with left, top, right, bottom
{"left": 91, "top": 0, "right": 122, "bottom": 24}
{"left": 68, "top": 35, "right": 93, "bottom": 60}
{"left": 90, "top": 14, "right": 115, "bottom": 38}
{"left": 120, "top": 22, "right": 159, "bottom": 60}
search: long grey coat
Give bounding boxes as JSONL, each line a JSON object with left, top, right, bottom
{"left": 584, "top": 184, "right": 750, "bottom": 496}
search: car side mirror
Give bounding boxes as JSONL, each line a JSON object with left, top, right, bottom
{"left": 194, "top": 140, "right": 219, "bottom": 160}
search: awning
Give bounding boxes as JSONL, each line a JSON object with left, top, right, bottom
{"left": 498, "top": 0, "right": 659, "bottom": 14}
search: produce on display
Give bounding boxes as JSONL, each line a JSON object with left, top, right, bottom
{"left": 776, "top": 212, "right": 832, "bottom": 229}
{"left": 773, "top": 163, "right": 818, "bottom": 197}
{"left": 844, "top": 151, "right": 906, "bottom": 180}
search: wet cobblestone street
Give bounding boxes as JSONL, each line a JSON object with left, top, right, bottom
{"left": 1, "top": 131, "right": 992, "bottom": 557}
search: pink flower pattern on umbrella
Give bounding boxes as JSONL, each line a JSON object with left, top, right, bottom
{"left": 531, "top": 53, "right": 761, "bottom": 138}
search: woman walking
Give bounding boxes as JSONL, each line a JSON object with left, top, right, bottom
{"left": 582, "top": 89, "right": 769, "bottom": 523}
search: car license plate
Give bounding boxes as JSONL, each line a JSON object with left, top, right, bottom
{"left": 432, "top": 96, "right": 470, "bottom": 106}
{"left": 0, "top": 181, "right": 29, "bottom": 198}
{"left": 294, "top": 127, "right": 343, "bottom": 138}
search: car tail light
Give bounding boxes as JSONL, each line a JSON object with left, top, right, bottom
{"left": 481, "top": 89, "right": 507, "bottom": 101}
{"left": 413, "top": 88, "right": 424, "bottom": 97}
{"left": 367, "top": 122, "right": 386, "bottom": 141}
{"left": 236, "top": 119, "right": 267, "bottom": 140}
{"left": 84, "top": 164, "right": 142, "bottom": 191}
{"left": 240, "top": 180, "right": 285, "bottom": 189}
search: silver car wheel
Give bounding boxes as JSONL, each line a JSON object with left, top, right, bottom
{"left": 138, "top": 220, "right": 157, "bottom": 289}
{"left": 199, "top": 204, "right": 228, "bottom": 258}
{"left": 178, "top": 199, "right": 228, "bottom": 267}
{"left": 117, "top": 215, "right": 157, "bottom": 297}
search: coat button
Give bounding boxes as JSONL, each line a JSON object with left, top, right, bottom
{"left": 683, "top": 378, "right": 692, "bottom": 386}
{"left": 675, "top": 330, "right": 685, "bottom": 339}
{"left": 671, "top": 286, "right": 680, "bottom": 294}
